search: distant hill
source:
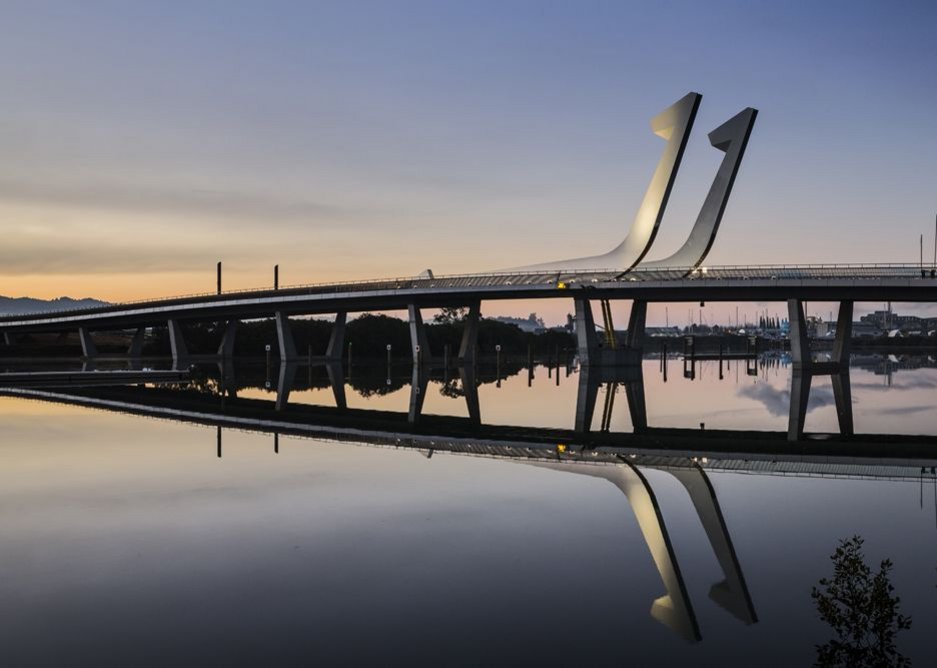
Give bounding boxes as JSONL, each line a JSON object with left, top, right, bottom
{"left": 0, "top": 296, "right": 110, "bottom": 316}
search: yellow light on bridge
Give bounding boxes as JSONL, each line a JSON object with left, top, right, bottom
{"left": 557, "top": 282, "right": 567, "bottom": 289}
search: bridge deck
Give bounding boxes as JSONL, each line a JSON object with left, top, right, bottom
{"left": 1, "top": 263, "right": 936, "bottom": 334}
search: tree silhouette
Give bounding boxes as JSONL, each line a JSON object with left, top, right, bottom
{"left": 811, "top": 535, "right": 912, "bottom": 667}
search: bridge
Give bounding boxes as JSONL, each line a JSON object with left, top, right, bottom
{"left": 2, "top": 91, "right": 934, "bottom": 372}
{"left": 1, "top": 263, "right": 934, "bottom": 368}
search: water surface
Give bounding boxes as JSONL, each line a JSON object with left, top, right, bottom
{"left": 1, "top": 353, "right": 935, "bottom": 665}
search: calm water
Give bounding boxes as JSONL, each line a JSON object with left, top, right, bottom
{"left": 1, "top": 353, "right": 936, "bottom": 665}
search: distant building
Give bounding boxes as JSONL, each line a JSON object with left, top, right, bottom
{"left": 852, "top": 321, "right": 884, "bottom": 338}
{"left": 492, "top": 313, "right": 546, "bottom": 334}
{"left": 645, "top": 326, "right": 682, "bottom": 337}
{"left": 860, "top": 310, "right": 921, "bottom": 331}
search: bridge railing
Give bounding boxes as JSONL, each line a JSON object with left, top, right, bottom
{"left": 626, "top": 263, "right": 932, "bottom": 281}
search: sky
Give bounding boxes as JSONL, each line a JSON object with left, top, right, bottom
{"left": 1, "top": 0, "right": 936, "bottom": 325}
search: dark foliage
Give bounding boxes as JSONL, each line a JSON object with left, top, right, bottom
{"left": 811, "top": 535, "right": 912, "bottom": 667}
{"left": 0, "top": 313, "right": 576, "bottom": 359}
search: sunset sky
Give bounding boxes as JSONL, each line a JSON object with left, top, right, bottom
{"left": 2, "top": 1, "right": 935, "bottom": 324}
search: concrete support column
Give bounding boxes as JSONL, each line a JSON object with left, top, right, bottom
{"left": 831, "top": 370, "right": 854, "bottom": 437}
{"left": 625, "top": 371, "right": 648, "bottom": 434}
{"left": 325, "top": 361, "right": 347, "bottom": 410}
{"left": 574, "top": 364, "right": 599, "bottom": 432}
{"left": 574, "top": 298, "right": 598, "bottom": 366}
{"left": 787, "top": 299, "right": 809, "bottom": 368}
{"left": 78, "top": 327, "right": 98, "bottom": 358}
{"left": 167, "top": 319, "right": 188, "bottom": 365}
{"left": 458, "top": 302, "right": 480, "bottom": 363}
{"left": 626, "top": 300, "right": 648, "bottom": 350}
{"left": 275, "top": 362, "right": 297, "bottom": 411}
{"left": 459, "top": 364, "right": 481, "bottom": 424}
{"left": 275, "top": 311, "right": 297, "bottom": 361}
{"left": 326, "top": 312, "right": 346, "bottom": 359}
{"left": 217, "top": 359, "right": 237, "bottom": 399}
{"left": 217, "top": 320, "right": 239, "bottom": 358}
{"left": 408, "top": 364, "right": 429, "bottom": 424}
{"left": 127, "top": 327, "right": 145, "bottom": 358}
{"left": 787, "top": 370, "right": 811, "bottom": 441}
{"left": 832, "top": 300, "right": 853, "bottom": 367}
{"left": 408, "top": 304, "right": 431, "bottom": 365}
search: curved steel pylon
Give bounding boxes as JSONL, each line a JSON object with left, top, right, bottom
{"left": 636, "top": 107, "right": 758, "bottom": 276}
{"left": 508, "top": 91, "right": 701, "bottom": 272}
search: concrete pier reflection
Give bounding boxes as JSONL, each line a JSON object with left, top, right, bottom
{"left": 275, "top": 360, "right": 348, "bottom": 412}
{"left": 788, "top": 367, "right": 853, "bottom": 441}
{"left": 575, "top": 363, "right": 647, "bottom": 433}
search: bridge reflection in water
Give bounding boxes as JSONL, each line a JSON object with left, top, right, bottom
{"left": 262, "top": 353, "right": 853, "bottom": 442}
{"left": 5, "top": 353, "right": 936, "bottom": 643}
{"left": 532, "top": 459, "right": 756, "bottom": 642}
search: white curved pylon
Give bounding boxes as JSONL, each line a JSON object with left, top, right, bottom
{"left": 636, "top": 107, "right": 758, "bottom": 275}
{"left": 509, "top": 92, "right": 701, "bottom": 272}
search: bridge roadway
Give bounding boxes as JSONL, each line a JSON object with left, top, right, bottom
{"left": 2, "top": 263, "right": 935, "bottom": 366}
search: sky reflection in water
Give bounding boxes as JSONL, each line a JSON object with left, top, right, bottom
{"left": 1, "top": 353, "right": 936, "bottom": 665}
